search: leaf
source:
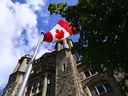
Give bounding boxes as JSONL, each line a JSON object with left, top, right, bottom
{"left": 55, "top": 29, "right": 64, "bottom": 40}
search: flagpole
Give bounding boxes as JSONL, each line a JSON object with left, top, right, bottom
{"left": 17, "top": 33, "right": 44, "bottom": 96}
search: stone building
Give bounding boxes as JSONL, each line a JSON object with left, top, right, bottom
{"left": 2, "top": 55, "right": 31, "bottom": 96}
{"left": 78, "top": 64, "right": 120, "bottom": 96}
{"left": 3, "top": 39, "right": 120, "bottom": 96}
{"left": 25, "top": 39, "right": 84, "bottom": 96}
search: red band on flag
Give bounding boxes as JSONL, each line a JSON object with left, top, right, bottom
{"left": 58, "top": 19, "right": 76, "bottom": 35}
{"left": 43, "top": 32, "right": 53, "bottom": 42}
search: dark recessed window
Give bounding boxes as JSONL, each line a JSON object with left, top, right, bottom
{"left": 95, "top": 84, "right": 105, "bottom": 95}
{"left": 75, "top": 53, "right": 82, "bottom": 63}
{"left": 62, "top": 63, "right": 66, "bottom": 72}
{"left": 85, "top": 71, "right": 90, "bottom": 77}
{"left": 90, "top": 68, "right": 96, "bottom": 75}
{"left": 93, "top": 82, "right": 112, "bottom": 95}
{"left": 104, "top": 83, "right": 112, "bottom": 93}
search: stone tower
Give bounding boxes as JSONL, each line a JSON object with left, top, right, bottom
{"left": 3, "top": 39, "right": 121, "bottom": 96}
{"left": 24, "top": 39, "right": 84, "bottom": 96}
{"left": 2, "top": 55, "right": 31, "bottom": 96}
{"left": 55, "top": 39, "right": 85, "bottom": 96}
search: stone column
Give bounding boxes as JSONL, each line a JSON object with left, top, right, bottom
{"left": 56, "top": 49, "right": 85, "bottom": 96}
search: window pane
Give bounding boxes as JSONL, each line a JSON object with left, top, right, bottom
{"left": 96, "top": 84, "right": 105, "bottom": 94}
{"left": 85, "top": 71, "right": 90, "bottom": 77}
{"left": 104, "top": 83, "right": 112, "bottom": 93}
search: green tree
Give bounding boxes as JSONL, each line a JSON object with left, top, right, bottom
{"left": 48, "top": 0, "right": 128, "bottom": 72}
{"left": 48, "top": 0, "right": 128, "bottom": 95}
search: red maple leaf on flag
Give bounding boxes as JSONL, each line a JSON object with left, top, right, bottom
{"left": 55, "top": 29, "right": 64, "bottom": 40}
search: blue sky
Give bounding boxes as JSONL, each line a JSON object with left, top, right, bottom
{"left": 0, "top": 0, "right": 79, "bottom": 89}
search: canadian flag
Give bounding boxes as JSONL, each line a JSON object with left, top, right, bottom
{"left": 43, "top": 19, "right": 76, "bottom": 42}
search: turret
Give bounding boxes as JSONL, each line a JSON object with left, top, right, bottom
{"left": 55, "top": 39, "right": 73, "bottom": 51}
{"left": 2, "top": 55, "right": 31, "bottom": 96}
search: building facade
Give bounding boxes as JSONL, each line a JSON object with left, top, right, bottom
{"left": 3, "top": 39, "right": 120, "bottom": 96}
{"left": 2, "top": 55, "right": 31, "bottom": 96}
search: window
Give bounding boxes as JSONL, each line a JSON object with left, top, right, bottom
{"left": 39, "top": 81, "right": 43, "bottom": 91}
{"left": 32, "top": 82, "right": 38, "bottom": 94}
{"left": 75, "top": 53, "right": 82, "bottom": 63}
{"left": 83, "top": 35, "right": 86, "bottom": 39}
{"left": 48, "top": 79, "right": 50, "bottom": 84}
{"left": 93, "top": 82, "right": 112, "bottom": 95}
{"left": 85, "top": 71, "right": 90, "bottom": 77}
{"left": 62, "top": 63, "right": 66, "bottom": 72}
{"left": 90, "top": 68, "right": 96, "bottom": 75}
{"left": 36, "top": 82, "right": 40, "bottom": 93}
{"left": 104, "top": 83, "right": 112, "bottom": 93}
{"left": 95, "top": 84, "right": 105, "bottom": 95}
{"left": 83, "top": 43, "right": 86, "bottom": 47}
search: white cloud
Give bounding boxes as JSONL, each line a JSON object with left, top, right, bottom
{"left": 26, "top": 0, "right": 46, "bottom": 11}
{"left": 0, "top": 0, "right": 50, "bottom": 88}
{"left": 15, "top": 3, "right": 37, "bottom": 29}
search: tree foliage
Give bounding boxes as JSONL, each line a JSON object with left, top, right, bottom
{"left": 48, "top": 0, "right": 128, "bottom": 73}
{"left": 48, "top": 1, "right": 128, "bottom": 94}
